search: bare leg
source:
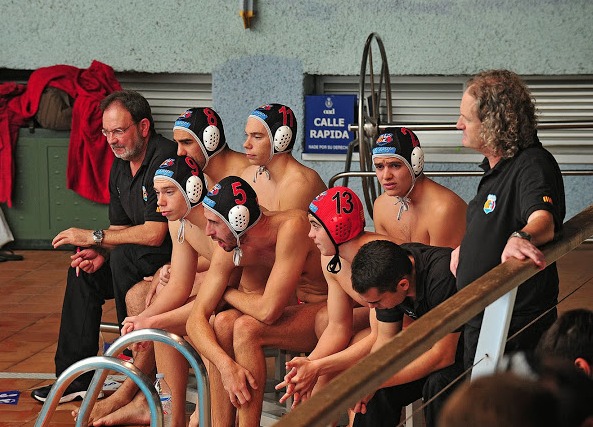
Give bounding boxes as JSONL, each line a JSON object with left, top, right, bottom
{"left": 155, "top": 340, "right": 189, "bottom": 427}
{"left": 72, "top": 280, "right": 156, "bottom": 424}
{"left": 234, "top": 302, "right": 326, "bottom": 427}
{"left": 315, "top": 305, "right": 370, "bottom": 339}
{"left": 211, "top": 309, "right": 243, "bottom": 427}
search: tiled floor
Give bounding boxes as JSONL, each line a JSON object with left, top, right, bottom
{"left": 1, "top": 244, "right": 593, "bottom": 426}
{"left": 0, "top": 250, "right": 118, "bottom": 427}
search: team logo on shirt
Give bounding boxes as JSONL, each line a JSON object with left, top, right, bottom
{"left": 142, "top": 185, "right": 148, "bottom": 202}
{"left": 543, "top": 195, "right": 553, "bottom": 204}
{"left": 483, "top": 194, "right": 496, "bottom": 214}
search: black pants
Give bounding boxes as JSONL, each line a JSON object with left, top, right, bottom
{"left": 54, "top": 244, "right": 170, "bottom": 385}
{"left": 352, "top": 362, "right": 463, "bottom": 427}
{"left": 463, "top": 308, "right": 557, "bottom": 371}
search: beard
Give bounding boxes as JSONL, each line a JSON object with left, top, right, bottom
{"left": 110, "top": 132, "right": 146, "bottom": 162}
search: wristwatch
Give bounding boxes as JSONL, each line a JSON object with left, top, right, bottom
{"left": 93, "top": 229, "right": 104, "bottom": 246}
{"left": 509, "top": 230, "right": 531, "bottom": 241}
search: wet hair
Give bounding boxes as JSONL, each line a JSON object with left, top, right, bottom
{"left": 351, "top": 240, "right": 412, "bottom": 294}
{"left": 100, "top": 90, "right": 155, "bottom": 132}
{"left": 536, "top": 308, "right": 593, "bottom": 366}
{"left": 466, "top": 69, "right": 537, "bottom": 159}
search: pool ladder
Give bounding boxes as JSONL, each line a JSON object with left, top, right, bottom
{"left": 34, "top": 329, "right": 211, "bottom": 427}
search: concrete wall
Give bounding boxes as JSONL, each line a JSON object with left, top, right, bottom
{"left": 2, "top": 0, "right": 592, "bottom": 221}
{"left": 2, "top": 1, "right": 591, "bottom": 75}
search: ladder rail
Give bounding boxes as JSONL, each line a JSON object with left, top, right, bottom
{"left": 34, "top": 356, "right": 162, "bottom": 427}
{"left": 76, "top": 329, "right": 211, "bottom": 427}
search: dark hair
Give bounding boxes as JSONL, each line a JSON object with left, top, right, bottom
{"left": 536, "top": 309, "right": 593, "bottom": 366}
{"left": 351, "top": 240, "right": 412, "bottom": 294}
{"left": 439, "top": 372, "right": 560, "bottom": 427}
{"left": 100, "top": 90, "right": 155, "bottom": 132}
{"left": 466, "top": 69, "right": 537, "bottom": 159}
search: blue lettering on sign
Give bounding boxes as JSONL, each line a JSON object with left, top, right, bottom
{"left": 305, "top": 94, "right": 356, "bottom": 154}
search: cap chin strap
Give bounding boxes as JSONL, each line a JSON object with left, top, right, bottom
{"left": 327, "top": 245, "right": 342, "bottom": 274}
{"left": 253, "top": 165, "right": 270, "bottom": 182}
{"left": 394, "top": 171, "right": 417, "bottom": 221}
{"left": 176, "top": 203, "right": 193, "bottom": 243}
{"left": 394, "top": 195, "right": 411, "bottom": 220}
{"left": 233, "top": 247, "right": 243, "bottom": 266}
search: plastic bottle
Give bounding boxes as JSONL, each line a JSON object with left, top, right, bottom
{"left": 154, "top": 373, "right": 173, "bottom": 427}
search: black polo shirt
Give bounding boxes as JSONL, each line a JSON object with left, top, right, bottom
{"left": 456, "top": 140, "right": 565, "bottom": 322}
{"left": 108, "top": 132, "right": 177, "bottom": 256}
{"left": 376, "top": 243, "right": 455, "bottom": 324}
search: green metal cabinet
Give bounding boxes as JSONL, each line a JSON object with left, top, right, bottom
{"left": 1, "top": 128, "right": 109, "bottom": 249}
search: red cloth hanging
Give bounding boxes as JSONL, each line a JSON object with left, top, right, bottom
{"left": 0, "top": 60, "right": 121, "bottom": 206}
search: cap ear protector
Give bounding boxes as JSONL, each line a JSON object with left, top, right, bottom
{"left": 173, "top": 107, "right": 226, "bottom": 168}
{"left": 186, "top": 174, "right": 205, "bottom": 204}
{"left": 308, "top": 186, "right": 365, "bottom": 273}
{"left": 248, "top": 103, "right": 298, "bottom": 160}
{"left": 228, "top": 205, "right": 251, "bottom": 232}
{"left": 202, "top": 176, "right": 262, "bottom": 265}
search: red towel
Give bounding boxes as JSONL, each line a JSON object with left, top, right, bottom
{"left": 0, "top": 61, "right": 121, "bottom": 206}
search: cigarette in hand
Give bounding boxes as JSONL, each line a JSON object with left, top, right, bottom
{"left": 76, "top": 247, "right": 80, "bottom": 277}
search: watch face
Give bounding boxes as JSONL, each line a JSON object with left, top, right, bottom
{"left": 93, "top": 230, "right": 103, "bottom": 243}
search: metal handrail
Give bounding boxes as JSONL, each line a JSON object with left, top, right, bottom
{"left": 348, "top": 121, "right": 593, "bottom": 133}
{"left": 35, "top": 356, "right": 162, "bottom": 427}
{"left": 76, "top": 329, "right": 211, "bottom": 427}
{"left": 329, "top": 169, "right": 593, "bottom": 187}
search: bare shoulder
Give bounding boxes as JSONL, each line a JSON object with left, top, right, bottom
{"left": 424, "top": 178, "right": 467, "bottom": 211}
{"left": 276, "top": 208, "right": 310, "bottom": 228}
{"left": 278, "top": 160, "right": 327, "bottom": 209}
{"left": 373, "top": 192, "right": 395, "bottom": 222}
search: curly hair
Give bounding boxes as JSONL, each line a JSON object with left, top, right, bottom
{"left": 466, "top": 70, "right": 538, "bottom": 159}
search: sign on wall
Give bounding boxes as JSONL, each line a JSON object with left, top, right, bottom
{"left": 305, "top": 95, "right": 356, "bottom": 154}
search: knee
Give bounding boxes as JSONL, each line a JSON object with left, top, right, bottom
{"left": 212, "top": 310, "right": 238, "bottom": 342}
{"left": 233, "top": 315, "right": 264, "bottom": 346}
{"left": 314, "top": 305, "right": 329, "bottom": 338}
{"left": 125, "top": 281, "right": 149, "bottom": 316}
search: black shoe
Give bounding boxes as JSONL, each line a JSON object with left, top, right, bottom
{"left": 31, "top": 380, "right": 104, "bottom": 403}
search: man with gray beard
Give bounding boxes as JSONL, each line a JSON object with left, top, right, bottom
{"left": 31, "top": 90, "right": 176, "bottom": 403}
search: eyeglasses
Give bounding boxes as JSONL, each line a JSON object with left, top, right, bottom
{"left": 101, "top": 123, "right": 135, "bottom": 138}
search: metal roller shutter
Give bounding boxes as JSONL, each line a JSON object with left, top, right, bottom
{"left": 117, "top": 72, "right": 212, "bottom": 139}
{"left": 314, "top": 75, "right": 593, "bottom": 163}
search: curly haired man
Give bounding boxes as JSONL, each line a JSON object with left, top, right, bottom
{"left": 451, "top": 69, "right": 566, "bottom": 370}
